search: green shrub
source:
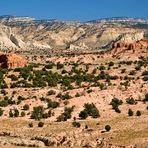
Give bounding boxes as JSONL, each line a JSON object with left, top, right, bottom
{"left": 72, "top": 121, "right": 81, "bottom": 128}
{"left": 79, "top": 103, "right": 100, "bottom": 119}
{"left": 128, "top": 109, "right": 133, "bottom": 116}
{"left": 121, "top": 69, "right": 126, "bottom": 73}
{"left": 21, "top": 111, "right": 26, "bottom": 117}
{"left": 136, "top": 110, "right": 141, "bottom": 116}
{"left": 23, "top": 104, "right": 30, "bottom": 110}
{"left": 9, "top": 109, "right": 13, "bottom": 117}
{"left": 114, "top": 107, "right": 121, "bottom": 113}
{"left": 126, "top": 98, "right": 137, "bottom": 105}
{"left": 1, "top": 89, "right": 7, "bottom": 95}
{"left": 142, "top": 70, "right": 148, "bottom": 76}
{"left": 17, "top": 96, "right": 25, "bottom": 101}
{"left": 143, "top": 93, "right": 148, "bottom": 101}
{"left": 47, "top": 99, "right": 59, "bottom": 109}
{"left": 8, "top": 74, "right": 18, "bottom": 81}
{"left": 0, "top": 108, "right": 4, "bottom": 116}
{"left": 99, "top": 83, "right": 104, "bottom": 90}
{"left": 47, "top": 90, "right": 56, "bottom": 95}
{"left": 45, "top": 63, "right": 54, "bottom": 69}
{"left": 31, "top": 106, "right": 44, "bottom": 120}
{"left": 57, "top": 106, "right": 74, "bottom": 122}
{"left": 105, "top": 125, "right": 111, "bottom": 132}
{"left": 42, "top": 113, "right": 49, "bottom": 119}
{"left": 57, "top": 92, "right": 72, "bottom": 100}
{"left": 79, "top": 110, "right": 88, "bottom": 119}
{"left": 85, "top": 125, "right": 88, "bottom": 129}
{"left": 99, "top": 64, "right": 105, "bottom": 70}
{"left": 91, "top": 108, "right": 100, "bottom": 118}
{"left": 28, "top": 122, "right": 33, "bottom": 128}
{"left": 14, "top": 108, "right": 19, "bottom": 117}
{"left": 110, "top": 98, "right": 122, "bottom": 109}
{"left": 38, "top": 122, "right": 44, "bottom": 127}
{"left": 57, "top": 62, "right": 64, "bottom": 69}
{"left": 56, "top": 114, "right": 66, "bottom": 122}
{"left": 129, "top": 70, "right": 136, "bottom": 75}
{"left": 0, "top": 99, "right": 9, "bottom": 107}
{"left": 110, "top": 98, "right": 123, "bottom": 113}
{"left": 75, "top": 92, "right": 81, "bottom": 97}
{"left": 87, "top": 89, "right": 93, "bottom": 94}
{"left": 108, "top": 61, "right": 114, "bottom": 67}
{"left": 135, "top": 66, "right": 141, "bottom": 71}
{"left": 48, "top": 110, "right": 52, "bottom": 117}
{"left": 143, "top": 76, "right": 148, "bottom": 81}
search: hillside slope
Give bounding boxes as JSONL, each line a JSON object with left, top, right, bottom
{"left": 0, "top": 16, "right": 147, "bottom": 53}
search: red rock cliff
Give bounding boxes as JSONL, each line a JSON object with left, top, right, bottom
{"left": 0, "top": 53, "right": 27, "bottom": 69}
{"left": 111, "top": 39, "right": 148, "bottom": 60}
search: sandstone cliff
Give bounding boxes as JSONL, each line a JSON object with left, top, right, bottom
{"left": 0, "top": 53, "right": 27, "bottom": 69}
{"left": 111, "top": 39, "right": 148, "bottom": 60}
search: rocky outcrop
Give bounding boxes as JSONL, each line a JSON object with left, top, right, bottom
{"left": 0, "top": 53, "right": 27, "bottom": 69}
{"left": 119, "top": 32, "right": 144, "bottom": 43}
{"left": 112, "top": 39, "right": 148, "bottom": 50}
{"left": 0, "top": 130, "right": 138, "bottom": 148}
{"left": 111, "top": 39, "right": 148, "bottom": 60}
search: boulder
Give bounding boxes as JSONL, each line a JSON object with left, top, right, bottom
{"left": 0, "top": 53, "right": 27, "bottom": 69}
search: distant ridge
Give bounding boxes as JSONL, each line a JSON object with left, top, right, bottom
{"left": 87, "top": 16, "right": 148, "bottom": 23}
{"left": 0, "top": 15, "right": 148, "bottom": 23}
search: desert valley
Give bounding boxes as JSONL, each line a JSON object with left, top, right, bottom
{"left": 0, "top": 16, "right": 148, "bottom": 147}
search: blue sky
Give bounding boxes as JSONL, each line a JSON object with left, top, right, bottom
{"left": 0, "top": 0, "right": 147, "bottom": 21}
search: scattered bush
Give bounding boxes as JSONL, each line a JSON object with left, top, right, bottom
{"left": 47, "top": 90, "right": 56, "bottom": 95}
{"left": 57, "top": 106, "right": 74, "bottom": 122}
{"left": 31, "top": 106, "right": 44, "bottom": 120}
{"left": 0, "top": 108, "right": 4, "bottom": 116}
{"left": 9, "top": 109, "right": 13, "bottom": 117}
{"left": 57, "top": 62, "right": 64, "bottom": 69}
{"left": 129, "top": 70, "right": 136, "bottom": 75}
{"left": 8, "top": 74, "right": 18, "bottom": 81}
{"left": 45, "top": 63, "right": 54, "bottom": 69}
{"left": 38, "top": 122, "right": 44, "bottom": 127}
{"left": 143, "top": 93, "right": 148, "bottom": 102}
{"left": 108, "top": 61, "right": 114, "bottom": 67}
{"left": 136, "top": 110, "right": 141, "bottom": 116}
{"left": 79, "top": 103, "right": 100, "bottom": 120}
{"left": 79, "top": 110, "right": 88, "bottom": 119}
{"left": 85, "top": 125, "right": 88, "bottom": 129}
{"left": 105, "top": 125, "right": 111, "bottom": 132}
{"left": 128, "top": 109, "right": 134, "bottom": 116}
{"left": 110, "top": 98, "right": 122, "bottom": 113}
{"left": 121, "top": 69, "right": 126, "bottom": 73}
{"left": 21, "top": 111, "right": 26, "bottom": 117}
{"left": 28, "top": 122, "right": 33, "bottom": 128}
{"left": 99, "top": 64, "right": 105, "bottom": 70}
{"left": 1, "top": 89, "right": 7, "bottom": 95}
{"left": 72, "top": 121, "right": 81, "bottom": 128}
{"left": 23, "top": 104, "right": 30, "bottom": 110}
{"left": 47, "top": 99, "right": 59, "bottom": 109}
{"left": 142, "top": 70, "right": 148, "bottom": 76}
{"left": 143, "top": 76, "right": 148, "bottom": 81}
{"left": 75, "top": 92, "right": 81, "bottom": 97}
{"left": 126, "top": 98, "right": 137, "bottom": 105}
{"left": 87, "top": 89, "right": 93, "bottom": 94}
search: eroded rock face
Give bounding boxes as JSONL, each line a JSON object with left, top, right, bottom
{"left": 112, "top": 39, "right": 148, "bottom": 50}
{"left": 111, "top": 39, "right": 148, "bottom": 60}
{"left": 0, "top": 16, "right": 146, "bottom": 52}
{"left": 0, "top": 53, "right": 27, "bottom": 69}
